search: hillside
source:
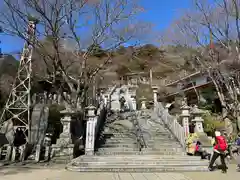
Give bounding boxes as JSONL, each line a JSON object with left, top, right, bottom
{"left": 0, "top": 45, "right": 198, "bottom": 90}
{"left": 0, "top": 55, "right": 18, "bottom": 108}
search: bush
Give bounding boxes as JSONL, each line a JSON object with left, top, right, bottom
{"left": 203, "top": 113, "right": 225, "bottom": 136}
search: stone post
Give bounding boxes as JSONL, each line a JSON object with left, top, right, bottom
{"left": 5, "top": 146, "right": 12, "bottom": 161}
{"left": 180, "top": 104, "right": 190, "bottom": 138}
{"left": 57, "top": 94, "right": 62, "bottom": 105}
{"left": 0, "top": 147, "right": 2, "bottom": 159}
{"left": 104, "top": 95, "right": 108, "bottom": 106}
{"left": 191, "top": 105, "right": 204, "bottom": 133}
{"left": 44, "top": 133, "right": 52, "bottom": 161}
{"left": 43, "top": 91, "right": 48, "bottom": 103}
{"left": 35, "top": 144, "right": 41, "bottom": 162}
{"left": 11, "top": 147, "right": 16, "bottom": 162}
{"left": 85, "top": 105, "right": 97, "bottom": 155}
{"left": 152, "top": 86, "right": 158, "bottom": 102}
{"left": 128, "top": 86, "right": 137, "bottom": 111}
{"left": 152, "top": 86, "right": 158, "bottom": 109}
{"left": 53, "top": 93, "right": 57, "bottom": 103}
{"left": 140, "top": 96, "right": 147, "bottom": 110}
{"left": 131, "top": 95, "right": 137, "bottom": 110}
{"left": 19, "top": 145, "right": 25, "bottom": 161}
{"left": 32, "top": 93, "right": 36, "bottom": 104}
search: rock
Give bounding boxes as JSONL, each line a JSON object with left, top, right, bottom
{"left": 224, "top": 117, "right": 233, "bottom": 135}
{"left": 0, "top": 120, "right": 14, "bottom": 145}
{"left": 237, "top": 116, "right": 240, "bottom": 131}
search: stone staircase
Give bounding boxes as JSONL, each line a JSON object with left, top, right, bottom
{"left": 96, "top": 114, "right": 139, "bottom": 155}
{"left": 66, "top": 111, "right": 208, "bottom": 172}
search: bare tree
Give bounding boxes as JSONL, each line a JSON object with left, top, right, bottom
{"left": 0, "top": 0, "right": 148, "bottom": 112}
{"left": 162, "top": 0, "right": 240, "bottom": 130}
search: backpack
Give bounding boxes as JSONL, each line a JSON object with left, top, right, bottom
{"left": 236, "top": 138, "right": 240, "bottom": 146}
{"left": 216, "top": 136, "right": 228, "bottom": 151}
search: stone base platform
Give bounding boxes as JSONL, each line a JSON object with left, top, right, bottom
{"left": 51, "top": 144, "right": 74, "bottom": 163}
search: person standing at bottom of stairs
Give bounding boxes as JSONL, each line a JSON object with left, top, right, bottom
{"left": 208, "top": 131, "right": 228, "bottom": 173}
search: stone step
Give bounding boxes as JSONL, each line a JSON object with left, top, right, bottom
{"left": 104, "top": 132, "right": 171, "bottom": 136}
{"left": 74, "top": 154, "right": 203, "bottom": 161}
{"left": 97, "top": 147, "right": 140, "bottom": 152}
{"left": 99, "top": 144, "right": 138, "bottom": 148}
{"left": 145, "top": 142, "right": 182, "bottom": 147}
{"left": 97, "top": 147, "right": 183, "bottom": 152}
{"left": 67, "top": 164, "right": 208, "bottom": 172}
{"left": 142, "top": 131, "right": 170, "bottom": 134}
{"left": 95, "top": 151, "right": 183, "bottom": 155}
{"left": 106, "top": 137, "right": 175, "bottom": 142}
{"left": 51, "top": 156, "right": 72, "bottom": 164}
{"left": 72, "top": 160, "right": 207, "bottom": 166}
{"left": 142, "top": 147, "right": 183, "bottom": 152}
{"left": 103, "top": 139, "right": 180, "bottom": 145}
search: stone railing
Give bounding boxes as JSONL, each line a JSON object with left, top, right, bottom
{"left": 155, "top": 102, "right": 185, "bottom": 148}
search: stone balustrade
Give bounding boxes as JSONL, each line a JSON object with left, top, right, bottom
{"left": 155, "top": 102, "right": 186, "bottom": 148}
{"left": 152, "top": 86, "right": 206, "bottom": 152}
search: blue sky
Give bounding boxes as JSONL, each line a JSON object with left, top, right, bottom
{"left": 0, "top": 0, "right": 191, "bottom": 54}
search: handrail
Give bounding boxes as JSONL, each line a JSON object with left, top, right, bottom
{"left": 133, "top": 111, "right": 147, "bottom": 150}
{"left": 94, "top": 85, "right": 117, "bottom": 150}
{"left": 155, "top": 102, "right": 185, "bottom": 149}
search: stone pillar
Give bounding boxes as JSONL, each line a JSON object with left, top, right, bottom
{"left": 53, "top": 93, "right": 57, "bottom": 103}
{"left": 19, "top": 145, "right": 25, "bottom": 161}
{"left": 152, "top": 86, "right": 158, "bottom": 103}
{"left": 0, "top": 147, "right": 2, "bottom": 159}
{"left": 44, "top": 91, "right": 48, "bottom": 103}
{"left": 180, "top": 104, "right": 190, "bottom": 137}
{"left": 131, "top": 95, "right": 137, "bottom": 110}
{"left": 5, "top": 146, "right": 12, "bottom": 161}
{"left": 191, "top": 105, "right": 204, "bottom": 133}
{"left": 57, "top": 94, "right": 62, "bottom": 105}
{"left": 44, "top": 134, "right": 52, "bottom": 161}
{"left": 140, "top": 97, "right": 147, "bottom": 110}
{"left": 104, "top": 95, "right": 108, "bottom": 106}
{"left": 85, "top": 105, "right": 97, "bottom": 155}
{"left": 11, "top": 147, "right": 16, "bottom": 162}
{"left": 48, "top": 94, "right": 52, "bottom": 104}
{"left": 35, "top": 144, "right": 41, "bottom": 162}
{"left": 32, "top": 93, "right": 36, "bottom": 104}
{"left": 63, "top": 92, "right": 67, "bottom": 99}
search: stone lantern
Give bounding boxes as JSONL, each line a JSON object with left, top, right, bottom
{"left": 51, "top": 109, "right": 74, "bottom": 158}
{"left": 59, "top": 109, "right": 73, "bottom": 143}
{"left": 191, "top": 105, "right": 204, "bottom": 133}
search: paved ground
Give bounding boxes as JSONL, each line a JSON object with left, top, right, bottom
{"left": 0, "top": 164, "right": 239, "bottom": 180}
{"left": 184, "top": 164, "right": 239, "bottom": 180}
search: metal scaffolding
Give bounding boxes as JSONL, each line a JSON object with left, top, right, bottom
{"left": 0, "top": 19, "right": 38, "bottom": 143}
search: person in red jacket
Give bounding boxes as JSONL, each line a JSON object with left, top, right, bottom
{"left": 208, "top": 131, "right": 228, "bottom": 173}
